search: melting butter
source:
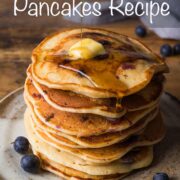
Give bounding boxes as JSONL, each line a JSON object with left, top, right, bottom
{"left": 69, "top": 38, "right": 106, "bottom": 60}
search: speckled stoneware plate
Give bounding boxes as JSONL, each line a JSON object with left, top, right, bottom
{"left": 0, "top": 89, "right": 180, "bottom": 180}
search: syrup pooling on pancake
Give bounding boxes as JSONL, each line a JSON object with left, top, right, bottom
{"left": 42, "top": 34, "right": 157, "bottom": 92}
{"left": 32, "top": 28, "right": 168, "bottom": 98}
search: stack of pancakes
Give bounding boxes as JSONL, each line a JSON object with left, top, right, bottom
{"left": 24, "top": 28, "right": 168, "bottom": 179}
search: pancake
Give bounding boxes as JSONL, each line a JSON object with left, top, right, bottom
{"left": 24, "top": 78, "right": 158, "bottom": 137}
{"left": 28, "top": 107, "right": 158, "bottom": 148}
{"left": 36, "top": 150, "right": 159, "bottom": 180}
{"left": 37, "top": 151, "right": 128, "bottom": 180}
{"left": 25, "top": 109, "right": 165, "bottom": 164}
{"left": 31, "top": 28, "right": 168, "bottom": 98}
{"left": 25, "top": 110, "right": 153, "bottom": 175}
{"left": 122, "top": 75, "right": 164, "bottom": 111}
{"left": 28, "top": 67, "right": 163, "bottom": 115}
{"left": 36, "top": 149, "right": 152, "bottom": 180}
{"left": 43, "top": 109, "right": 157, "bottom": 149}
{"left": 27, "top": 69, "right": 126, "bottom": 118}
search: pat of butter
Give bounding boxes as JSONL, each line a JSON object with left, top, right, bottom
{"left": 69, "top": 38, "right": 106, "bottom": 60}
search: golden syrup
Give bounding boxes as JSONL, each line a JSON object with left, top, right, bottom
{"left": 45, "top": 30, "right": 155, "bottom": 93}
{"left": 80, "top": 0, "right": 83, "bottom": 42}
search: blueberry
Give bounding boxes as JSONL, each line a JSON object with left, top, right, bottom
{"left": 153, "top": 172, "right": 169, "bottom": 180}
{"left": 21, "top": 154, "right": 40, "bottom": 173}
{"left": 135, "top": 25, "right": 147, "bottom": 37}
{"left": 13, "top": 136, "right": 29, "bottom": 154}
{"left": 173, "top": 44, "right": 180, "bottom": 55}
{"left": 160, "top": 44, "right": 173, "bottom": 57}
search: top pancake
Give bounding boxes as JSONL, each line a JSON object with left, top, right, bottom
{"left": 31, "top": 28, "right": 168, "bottom": 98}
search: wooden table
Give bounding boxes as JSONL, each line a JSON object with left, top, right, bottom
{"left": 0, "top": 18, "right": 180, "bottom": 99}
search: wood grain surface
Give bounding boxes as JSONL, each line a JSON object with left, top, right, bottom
{"left": 0, "top": 1, "right": 179, "bottom": 99}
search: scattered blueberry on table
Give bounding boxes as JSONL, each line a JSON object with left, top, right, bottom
{"left": 135, "top": 25, "right": 180, "bottom": 58}
{"left": 135, "top": 25, "right": 147, "bottom": 37}
{"left": 173, "top": 44, "right": 180, "bottom": 55}
{"left": 13, "top": 136, "right": 30, "bottom": 154}
{"left": 153, "top": 172, "right": 169, "bottom": 180}
{"left": 160, "top": 44, "right": 173, "bottom": 57}
{"left": 21, "top": 154, "right": 40, "bottom": 173}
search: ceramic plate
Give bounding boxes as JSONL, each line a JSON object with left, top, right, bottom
{"left": 0, "top": 89, "right": 180, "bottom": 180}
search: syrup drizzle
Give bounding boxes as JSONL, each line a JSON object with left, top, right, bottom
{"left": 80, "top": 0, "right": 83, "bottom": 41}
